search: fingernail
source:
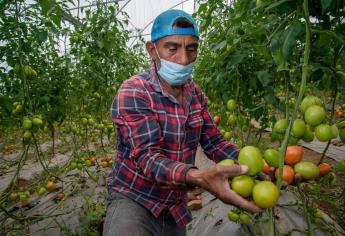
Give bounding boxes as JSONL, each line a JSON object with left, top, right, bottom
{"left": 240, "top": 165, "right": 248, "bottom": 172}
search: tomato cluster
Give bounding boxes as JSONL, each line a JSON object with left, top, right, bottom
{"left": 262, "top": 145, "right": 333, "bottom": 186}
{"left": 272, "top": 95, "right": 344, "bottom": 144}
{"left": 219, "top": 146, "right": 280, "bottom": 210}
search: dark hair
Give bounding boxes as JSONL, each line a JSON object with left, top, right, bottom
{"left": 173, "top": 17, "right": 194, "bottom": 29}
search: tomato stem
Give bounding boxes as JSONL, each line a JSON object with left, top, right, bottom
{"left": 276, "top": 0, "right": 311, "bottom": 189}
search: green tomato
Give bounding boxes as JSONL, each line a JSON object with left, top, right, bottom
{"left": 294, "top": 162, "right": 319, "bottom": 179}
{"left": 231, "top": 175, "right": 255, "bottom": 198}
{"left": 218, "top": 159, "right": 235, "bottom": 167}
{"left": 227, "top": 211, "right": 239, "bottom": 222}
{"left": 224, "top": 131, "right": 232, "bottom": 141}
{"left": 22, "top": 119, "right": 32, "bottom": 130}
{"left": 300, "top": 95, "right": 322, "bottom": 114}
{"left": 330, "top": 124, "right": 339, "bottom": 139}
{"left": 226, "top": 99, "right": 237, "bottom": 111}
{"left": 273, "top": 119, "right": 288, "bottom": 134}
{"left": 32, "top": 118, "right": 43, "bottom": 127}
{"left": 337, "top": 160, "right": 345, "bottom": 172}
{"left": 263, "top": 149, "right": 279, "bottom": 168}
{"left": 252, "top": 181, "right": 280, "bottom": 208}
{"left": 339, "top": 128, "right": 345, "bottom": 143}
{"left": 239, "top": 212, "right": 250, "bottom": 225}
{"left": 238, "top": 146, "right": 264, "bottom": 176}
{"left": 292, "top": 119, "right": 306, "bottom": 138}
{"left": 302, "top": 125, "right": 315, "bottom": 143}
{"left": 304, "top": 105, "right": 326, "bottom": 126}
{"left": 314, "top": 124, "right": 333, "bottom": 142}
{"left": 37, "top": 187, "right": 47, "bottom": 196}
{"left": 81, "top": 117, "right": 88, "bottom": 126}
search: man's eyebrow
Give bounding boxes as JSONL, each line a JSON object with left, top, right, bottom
{"left": 163, "top": 41, "right": 199, "bottom": 48}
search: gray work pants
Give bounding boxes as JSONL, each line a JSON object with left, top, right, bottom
{"left": 102, "top": 192, "right": 186, "bottom": 236}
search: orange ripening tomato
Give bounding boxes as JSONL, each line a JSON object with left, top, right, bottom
{"left": 275, "top": 165, "right": 295, "bottom": 185}
{"left": 318, "top": 163, "right": 331, "bottom": 176}
{"left": 262, "top": 161, "right": 271, "bottom": 175}
{"left": 285, "top": 146, "right": 303, "bottom": 165}
{"left": 336, "top": 110, "right": 344, "bottom": 118}
{"left": 213, "top": 115, "right": 220, "bottom": 125}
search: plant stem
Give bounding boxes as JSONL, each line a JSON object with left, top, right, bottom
{"left": 298, "top": 185, "right": 315, "bottom": 236}
{"left": 276, "top": 0, "right": 312, "bottom": 188}
{"left": 268, "top": 207, "right": 275, "bottom": 236}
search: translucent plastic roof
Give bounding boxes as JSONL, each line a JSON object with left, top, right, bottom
{"left": 67, "top": 0, "right": 196, "bottom": 42}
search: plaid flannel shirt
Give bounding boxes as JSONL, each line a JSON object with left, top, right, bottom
{"left": 107, "top": 66, "right": 239, "bottom": 227}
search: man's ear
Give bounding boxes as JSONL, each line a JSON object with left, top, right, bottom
{"left": 146, "top": 41, "right": 157, "bottom": 61}
{"left": 146, "top": 41, "right": 160, "bottom": 69}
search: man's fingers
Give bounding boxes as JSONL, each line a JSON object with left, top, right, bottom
{"left": 217, "top": 164, "right": 249, "bottom": 177}
{"left": 222, "top": 190, "right": 262, "bottom": 213}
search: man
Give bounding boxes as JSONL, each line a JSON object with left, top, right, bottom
{"left": 103, "top": 9, "right": 261, "bottom": 236}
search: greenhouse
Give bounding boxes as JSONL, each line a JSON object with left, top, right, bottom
{"left": 0, "top": 0, "right": 345, "bottom": 235}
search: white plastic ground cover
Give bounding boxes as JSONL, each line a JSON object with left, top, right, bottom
{"left": 187, "top": 190, "right": 344, "bottom": 236}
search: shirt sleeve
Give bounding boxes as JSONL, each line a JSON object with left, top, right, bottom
{"left": 110, "top": 78, "right": 194, "bottom": 189}
{"left": 196, "top": 87, "right": 240, "bottom": 163}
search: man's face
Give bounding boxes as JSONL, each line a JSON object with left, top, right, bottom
{"left": 146, "top": 35, "right": 198, "bottom": 69}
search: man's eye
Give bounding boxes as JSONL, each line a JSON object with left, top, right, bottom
{"left": 169, "top": 48, "right": 177, "bottom": 52}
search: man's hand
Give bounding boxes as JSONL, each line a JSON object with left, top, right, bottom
{"left": 186, "top": 164, "right": 262, "bottom": 213}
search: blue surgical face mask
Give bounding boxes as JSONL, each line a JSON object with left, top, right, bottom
{"left": 154, "top": 44, "right": 195, "bottom": 86}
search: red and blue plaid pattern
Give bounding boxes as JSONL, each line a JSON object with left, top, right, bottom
{"left": 107, "top": 66, "right": 239, "bottom": 226}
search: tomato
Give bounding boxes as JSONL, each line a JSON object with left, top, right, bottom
{"left": 91, "top": 175, "right": 99, "bottom": 182}
{"left": 226, "top": 99, "right": 237, "bottom": 111}
{"left": 304, "top": 105, "right": 326, "bottom": 126}
{"left": 101, "top": 161, "right": 108, "bottom": 168}
{"left": 337, "top": 160, "right": 345, "bottom": 172}
{"left": 227, "top": 114, "right": 236, "bottom": 125}
{"left": 302, "top": 125, "right": 314, "bottom": 142}
{"left": 270, "top": 130, "right": 283, "bottom": 142}
{"left": 239, "top": 212, "right": 250, "bottom": 225}
{"left": 300, "top": 95, "right": 322, "bottom": 114}
{"left": 70, "top": 162, "right": 77, "bottom": 169}
{"left": 37, "top": 187, "right": 47, "bottom": 196}
{"left": 274, "top": 165, "right": 295, "bottom": 184}
{"left": 23, "top": 131, "right": 33, "bottom": 142}
{"left": 238, "top": 146, "right": 264, "bottom": 176}
{"left": 77, "top": 163, "right": 83, "bottom": 170}
{"left": 314, "top": 209, "right": 323, "bottom": 219}
{"left": 218, "top": 159, "right": 235, "bottom": 167}
{"left": 224, "top": 131, "right": 232, "bottom": 141}
{"left": 22, "top": 119, "right": 32, "bottom": 130}
{"left": 81, "top": 117, "right": 88, "bottom": 126}
{"left": 294, "top": 162, "right": 319, "bottom": 179}
{"left": 85, "top": 160, "right": 92, "bottom": 167}
{"left": 87, "top": 118, "right": 95, "bottom": 126}
{"left": 318, "top": 163, "right": 331, "bottom": 176}
{"left": 213, "top": 115, "right": 220, "bottom": 125}
{"left": 339, "top": 128, "right": 345, "bottom": 143}
{"left": 9, "top": 192, "right": 18, "bottom": 201}
{"left": 330, "top": 124, "right": 339, "bottom": 139}
{"left": 263, "top": 149, "right": 279, "bottom": 167}
{"left": 45, "top": 181, "right": 57, "bottom": 192}
{"left": 56, "top": 192, "right": 65, "bottom": 200}
{"left": 252, "top": 181, "right": 280, "bottom": 208}
{"left": 273, "top": 119, "right": 288, "bottom": 134}
{"left": 291, "top": 119, "right": 306, "bottom": 138}
{"left": 336, "top": 110, "right": 344, "bottom": 118}
{"left": 285, "top": 146, "right": 303, "bottom": 165}
{"left": 19, "top": 193, "right": 28, "bottom": 201}
{"left": 314, "top": 124, "right": 332, "bottom": 142}
{"left": 227, "top": 211, "right": 239, "bottom": 222}
{"left": 230, "top": 175, "right": 255, "bottom": 198}
{"left": 289, "top": 136, "right": 299, "bottom": 145}
{"left": 262, "top": 161, "right": 271, "bottom": 174}
{"left": 32, "top": 118, "right": 43, "bottom": 127}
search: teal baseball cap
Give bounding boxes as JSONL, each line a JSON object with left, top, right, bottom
{"left": 151, "top": 9, "right": 199, "bottom": 42}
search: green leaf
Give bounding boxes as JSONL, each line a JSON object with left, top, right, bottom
{"left": 273, "top": 48, "right": 289, "bottom": 71}
{"left": 321, "top": 0, "right": 332, "bottom": 14}
{"left": 282, "top": 22, "right": 304, "bottom": 61}
{"left": 228, "top": 52, "right": 245, "bottom": 66}
{"left": 257, "top": 70, "right": 272, "bottom": 86}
